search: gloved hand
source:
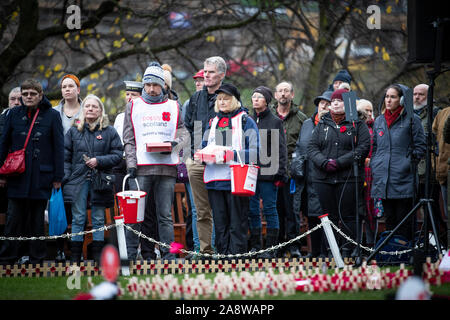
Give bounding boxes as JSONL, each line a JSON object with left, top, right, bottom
{"left": 274, "top": 174, "right": 288, "bottom": 187}
{"left": 274, "top": 180, "right": 285, "bottom": 188}
{"left": 325, "top": 159, "right": 338, "bottom": 172}
{"left": 161, "top": 141, "right": 177, "bottom": 155}
{"left": 127, "top": 167, "right": 137, "bottom": 179}
{"left": 223, "top": 149, "right": 235, "bottom": 163}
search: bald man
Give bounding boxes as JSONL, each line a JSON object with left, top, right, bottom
{"left": 413, "top": 83, "right": 444, "bottom": 242}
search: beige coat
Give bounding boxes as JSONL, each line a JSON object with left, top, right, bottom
{"left": 432, "top": 107, "right": 450, "bottom": 185}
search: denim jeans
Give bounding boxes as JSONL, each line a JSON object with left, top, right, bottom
{"left": 126, "top": 175, "right": 176, "bottom": 259}
{"left": 185, "top": 182, "right": 199, "bottom": 251}
{"left": 71, "top": 180, "right": 105, "bottom": 242}
{"left": 249, "top": 181, "right": 279, "bottom": 229}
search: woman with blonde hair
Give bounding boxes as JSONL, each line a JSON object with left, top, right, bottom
{"left": 196, "top": 83, "right": 259, "bottom": 256}
{"left": 62, "top": 94, "right": 123, "bottom": 264}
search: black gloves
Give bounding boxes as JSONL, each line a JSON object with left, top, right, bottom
{"left": 160, "top": 141, "right": 178, "bottom": 155}
{"left": 127, "top": 167, "right": 137, "bottom": 179}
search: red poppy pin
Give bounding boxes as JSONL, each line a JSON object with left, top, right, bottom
{"left": 379, "top": 131, "right": 384, "bottom": 137}
{"left": 162, "top": 112, "right": 171, "bottom": 122}
{"left": 218, "top": 117, "right": 229, "bottom": 128}
{"left": 340, "top": 126, "right": 347, "bottom": 133}
{"left": 96, "top": 134, "right": 102, "bottom": 140}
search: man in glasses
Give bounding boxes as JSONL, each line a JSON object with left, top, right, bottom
{"left": 0, "top": 79, "right": 64, "bottom": 265}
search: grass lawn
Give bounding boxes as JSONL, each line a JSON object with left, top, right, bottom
{"left": 1, "top": 269, "right": 449, "bottom": 300}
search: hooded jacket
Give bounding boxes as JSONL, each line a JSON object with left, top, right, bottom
{"left": 0, "top": 96, "right": 64, "bottom": 199}
{"left": 370, "top": 108, "right": 426, "bottom": 199}
{"left": 62, "top": 117, "right": 123, "bottom": 207}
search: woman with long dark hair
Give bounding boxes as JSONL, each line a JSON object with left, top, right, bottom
{"left": 370, "top": 84, "right": 426, "bottom": 241}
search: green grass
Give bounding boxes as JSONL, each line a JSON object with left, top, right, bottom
{"left": 1, "top": 271, "right": 449, "bottom": 300}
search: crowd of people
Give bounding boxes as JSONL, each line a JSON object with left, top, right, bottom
{"left": 0, "top": 55, "right": 449, "bottom": 266}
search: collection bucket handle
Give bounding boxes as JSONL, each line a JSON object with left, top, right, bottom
{"left": 122, "top": 174, "right": 140, "bottom": 192}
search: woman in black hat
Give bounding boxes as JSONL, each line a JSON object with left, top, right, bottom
{"left": 196, "top": 83, "right": 260, "bottom": 257}
{"left": 292, "top": 90, "right": 332, "bottom": 258}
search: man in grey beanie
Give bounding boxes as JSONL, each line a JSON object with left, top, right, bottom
{"left": 122, "top": 61, "right": 189, "bottom": 261}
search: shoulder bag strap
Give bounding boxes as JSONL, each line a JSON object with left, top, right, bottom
{"left": 23, "top": 109, "right": 40, "bottom": 150}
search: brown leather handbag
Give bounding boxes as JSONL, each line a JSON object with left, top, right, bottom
{"left": 0, "top": 109, "right": 39, "bottom": 175}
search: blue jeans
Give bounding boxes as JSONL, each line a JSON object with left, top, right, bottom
{"left": 126, "top": 175, "right": 176, "bottom": 259}
{"left": 185, "top": 182, "right": 200, "bottom": 251}
{"left": 71, "top": 180, "right": 105, "bottom": 242}
{"left": 249, "top": 181, "right": 279, "bottom": 229}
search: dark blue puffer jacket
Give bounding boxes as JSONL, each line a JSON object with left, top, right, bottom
{"left": 63, "top": 121, "right": 123, "bottom": 207}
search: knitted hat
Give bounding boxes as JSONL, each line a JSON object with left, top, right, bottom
{"left": 314, "top": 90, "right": 333, "bottom": 106}
{"left": 216, "top": 83, "right": 240, "bottom": 102}
{"left": 162, "top": 64, "right": 173, "bottom": 89}
{"left": 61, "top": 74, "right": 80, "bottom": 87}
{"left": 333, "top": 69, "right": 352, "bottom": 85}
{"left": 124, "top": 80, "right": 143, "bottom": 93}
{"left": 142, "top": 62, "right": 165, "bottom": 88}
{"left": 331, "top": 88, "right": 348, "bottom": 101}
{"left": 193, "top": 69, "right": 204, "bottom": 79}
{"left": 253, "top": 86, "right": 273, "bottom": 105}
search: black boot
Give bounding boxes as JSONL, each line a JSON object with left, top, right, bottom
{"left": 70, "top": 241, "right": 83, "bottom": 264}
{"left": 259, "top": 228, "right": 279, "bottom": 259}
{"left": 288, "top": 244, "right": 302, "bottom": 259}
{"left": 248, "top": 228, "right": 262, "bottom": 258}
{"left": 91, "top": 241, "right": 104, "bottom": 265}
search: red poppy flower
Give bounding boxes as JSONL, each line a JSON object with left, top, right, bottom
{"left": 96, "top": 134, "right": 102, "bottom": 140}
{"left": 162, "top": 112, "right": 171, "bottom": 121}
{"left": 218, "top": 117, "right": 229, "bottom": 128}
{"left": 340, "top": 126, "right": 347, "bottom": 133}
{"left": 379, "top": 131, "right": 384, "bottom": 137}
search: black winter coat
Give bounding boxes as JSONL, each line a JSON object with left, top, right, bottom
{"left": 292, "top": 114, "right": 322, "bottom": 216}
{"left": 250, "top": 108, "right": 287, "bottom": 182}
{"left": 0, "top": 96, "right": 64, "bottom": 199}
{"left": 63, "top": 122, "right": 123, "bottom": 207}
{"left": 308, "top": 112, "right": 370, "bottom": 184}
{"left": 185, "top": 87, "right": 217, "bottom": 157}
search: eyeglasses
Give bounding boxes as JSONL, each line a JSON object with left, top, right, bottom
{"left": 252, "top": 94, "right": 265, "bottom": 100}
{"left": 276, "top": 88, "right": 291, "bottom": 94}
{"left": 22, "top": 91, "right": 39, "bottom": 97}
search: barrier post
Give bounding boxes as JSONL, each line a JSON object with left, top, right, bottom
{"left": 319, "top": 214, "right": 345, "bottom": 268}
{"left": 114, "top": 215, "right": 130, "bottom": 276}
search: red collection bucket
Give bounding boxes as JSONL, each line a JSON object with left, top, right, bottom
{"left": 230, "top": 152, "right": 259, "bottom": 196}
{"left": 116, "top": 174, "right": 147, "bottom": 224}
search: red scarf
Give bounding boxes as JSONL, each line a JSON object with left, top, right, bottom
{"left": 384, "top": 106, "right": 403, "bottom": 128}
{"left": 314, "top": 113, "right": 320, "bottom": 126}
